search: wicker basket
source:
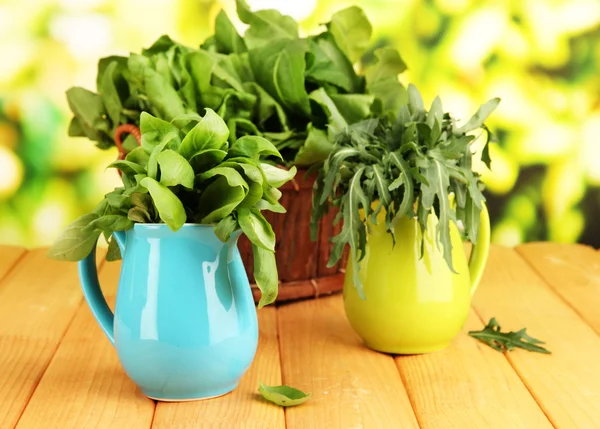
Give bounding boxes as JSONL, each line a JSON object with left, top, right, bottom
{"left": 238, "top": 170, "right": 348, "bottom": 303}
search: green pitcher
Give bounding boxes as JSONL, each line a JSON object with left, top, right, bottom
{"left": 343, "top": 205, "right": 490, "bottom": 354}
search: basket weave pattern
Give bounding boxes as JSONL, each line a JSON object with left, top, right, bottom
{"left": 238, "top": 170, "right": 348, "bottom": 302}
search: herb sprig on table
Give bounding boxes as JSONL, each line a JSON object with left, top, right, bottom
{"left": 469, "top": 318, "right": 551, "bottom": 354}
{"left": 258, "top": 383, "right": 311, "bottom": 407}
{"left": 311, "top": 84, "right": 499, "bottom": 296}
{"left": 48, "top": 109, "right": 296, "bottom": 307}
{"left": 66, "top": 0, "right": 408, "bottom": 165}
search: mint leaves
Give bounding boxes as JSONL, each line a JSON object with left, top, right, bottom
{"left": 49, "top": 110, "right": 296, "bottom": 307}
{"left": 66, "top": 2, "right": 406, "bottom": 166}
{"left": 311, "top": 85, "right": 499, "bottom": 295}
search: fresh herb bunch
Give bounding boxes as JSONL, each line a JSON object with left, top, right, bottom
{"left": 311, "top": 84, "right": 500, "bottom": 296}
{"left": 49, "top": 109, "right": 296, "bottom": 307}
{"left": 66, "top": 0, "right": 408, "bottom": 165}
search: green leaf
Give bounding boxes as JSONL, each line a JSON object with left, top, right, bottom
{"left": 179, "top": 108, "right": 230, "bottom": 160}
{"left": 238, "top": 208, "right": 275, "bottom": 251}
{"left": 464, "top": 192, "right": 481, "bottom": 243}
{"left": 428, "top": 96, "right": 443, "bottom": 130}
{"left": 237, "top": 167, "right": 264, "bottom": 208}
{"left": 258, "top": 382, "right": 311, "bottom": 407}
{"left": 106, "top": 189, "right": 130, "bottom": 211}
{"left": 215, "top": 9, "right": 247, "bottom": 54}
{"left": 255, "top": 199, "right": 287, "bottom": 213}
{"left": 309, "top": 88, "right": 347, "bottom": 136}
{"left": 236, "top": 0, "right": 298, "bottom": 49}
{"left": 140, "top": 112, "right": 180, "bottom": 152}
{"left": 156, "top": 149, "right": 194, "bottom": 188}
{"left": 388, "top": 152, "right": 414, "bottom": 217}
{"left": 305, "top": 33, "right": 358, "bottom": 92}
{"left": 326, "top": 6, "right": 372, "bottom": 63}
{"left": 455, "top": 98, "right": 501, "bottom": 135}
{"left": 140, "top": 177, "right": 187, "bottom": 231}
{"left": 125, "top": 147, "right": 150, "bottom": 169}
{"left": 262, "top": 187, "right": 282, "bottom": 205}
{"left": 170, "top": 113, "right": 202, "bottom": 132}
{"left": 249, "top": 39, "right": 310, "bottom": 117}
{"left": 329, "top": 94, "right": 374, "bottom": 125}
{"left": 142, "top": 34, "right": 176, "bottom": 55}
{"left": 189, "top": 149, "right": 228, "bottom": 170}
{"left": 372, "top": 164, "right": 390, "bottom": 206}
{"left": 96, "top": 55, "right": 127, "bottom": 89}
{"left": 293, "top": 125, "right": 334, "bottom": 166}
{"left": 66, "top": 87, "right": 109, "bottom": 144}
{"left": 87, "top": 214, "right": 133, "bottom": 234}
{"left": 407, "top": 83, "right": 424, "bottom": 114}
{"left": 99, "top": 60, "right": 125, "bottom": 125}
{"left": 68, "top": 117, "right": 84, "bottom": 137}
{"left": 131, "top": 191, "right": 154, "bottom": 211}
{"left": 365, "top": 48, "right": 408, "bottom": 115}
{"left": 420, "top": 159, "right": 455, "bottom": 271}
{"left": 147, "top": 139, "right": 170, "bottom": 180}
{"left": 197, "top": 166, "right": 249, "bottom": 189}
{"left": 128, "top": 206, "right": 152, "bottom": 223}
{"left": 252, "top": 245, "right": 279, "bottom": 307}
{"left": 185, "top": 50, "right": 219, "bottom": 107}
{"left": 143, "top": 67, "right": 187, "bottom": 120}
{"left": 47, "top": 214, "right": 101, "bottom": 261}
{"left": 229, "top": 135, "right": 282, "bottom": 160}
{"left": 214, "top": 215, "right": 239, "bottom": 242}
{"left": 106, "top": 236, "right": 122, "bottom": 261}
{"left": 469, "top": 318, "right": 550, "bottom": 354}
{"left": 480, "top": 125, "right": 497, "bottom": 170}
{"left": 198, "top": 176, "right": 246, "bottom": 223}
{"left": 261, "top": 164, "right": 296, "bottom": 187}
{"left": 107, "top": 160, "right": 147, "bottom": 176}
{"left": 244, "top": 82, "right": 289, "bottom": 130}
{"left": 328, "top": 167, "right": 369, "bottom": 298}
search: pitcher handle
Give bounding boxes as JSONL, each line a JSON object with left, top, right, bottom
{"left": 77, "top": 231, "right": 126, "bottom": 345}
{"left": 468, "top": 202, "right": 491, "bottom": 296}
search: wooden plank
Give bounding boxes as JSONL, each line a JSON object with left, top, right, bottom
{"left": 473, "top": 245, "right": 600, "bottom": 428}
{"left": 0, "top": 246, "right": 27, "bottom": 285}
{"left": 15, "top": 260, "right": 155, "bottom": 429}
{"left": 517, "top": 243, "right": 600, "bottom": 335}
{"left": 396, "top": 310, "right": 551, "bottom": 429}
{"left": 278, "top": 295, "right": 419, "bottom": 429}
{"left": 152, "top": 308, "right": 285, "bottom": 429}
{"left": 0, "top": 249, "right": 105, "bottom": 428}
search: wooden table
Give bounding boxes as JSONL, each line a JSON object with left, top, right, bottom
{"left": 1, "top": 243, "right": 600, "bottom": 428}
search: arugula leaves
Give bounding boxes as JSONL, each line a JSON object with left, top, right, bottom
{"left": 311, "top": 85, "right": 499, "bottom": 292}
{"left": 66, "top": 3, "right": 407, "bottom": 167}
{"left": 469, "top": 318, "right": 551, "bottom": 354}
{"left": 49, "top": 110, "right": 296, "bottom": 307}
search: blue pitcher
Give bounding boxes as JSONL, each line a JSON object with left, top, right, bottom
{"left": 78, "top": 224, "right": 258, "bottom": 401}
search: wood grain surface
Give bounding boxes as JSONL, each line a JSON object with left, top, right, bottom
{"left": 2, "top": 244, "right": 600, "bottom": 429}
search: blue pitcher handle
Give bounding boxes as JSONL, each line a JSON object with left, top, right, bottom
{"left": 77, "top": 231, "right": 126, "bottom": 346}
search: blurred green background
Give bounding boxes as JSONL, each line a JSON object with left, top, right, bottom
{"left": 1, "top": 0, "right": 599, "bottom": 248}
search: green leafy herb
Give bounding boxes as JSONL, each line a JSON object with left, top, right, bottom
{"left": 49, "top": 111, "right": 296, "bottom": 307}
{"left": 258, "top": 382, "right": 311, "bottom": 407}
{"left": 66, "top": 4, "right": 407, "bottom": 167}
{"left": 311, "top": 85, "right": 499, "bottom": 293}
{"left": 469, "top": 318, "right": 551, "bottom": 354}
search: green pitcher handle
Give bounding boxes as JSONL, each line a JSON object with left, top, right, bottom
{"left": 468, "top": 202, "right": 491, "bottom": 295}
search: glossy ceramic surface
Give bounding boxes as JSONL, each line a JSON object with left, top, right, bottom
{"left": 343, "top": 206, "right": 490, "bottom": 354}
{"left": 78, "top": 224, "right": 258, "bottom": 401}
